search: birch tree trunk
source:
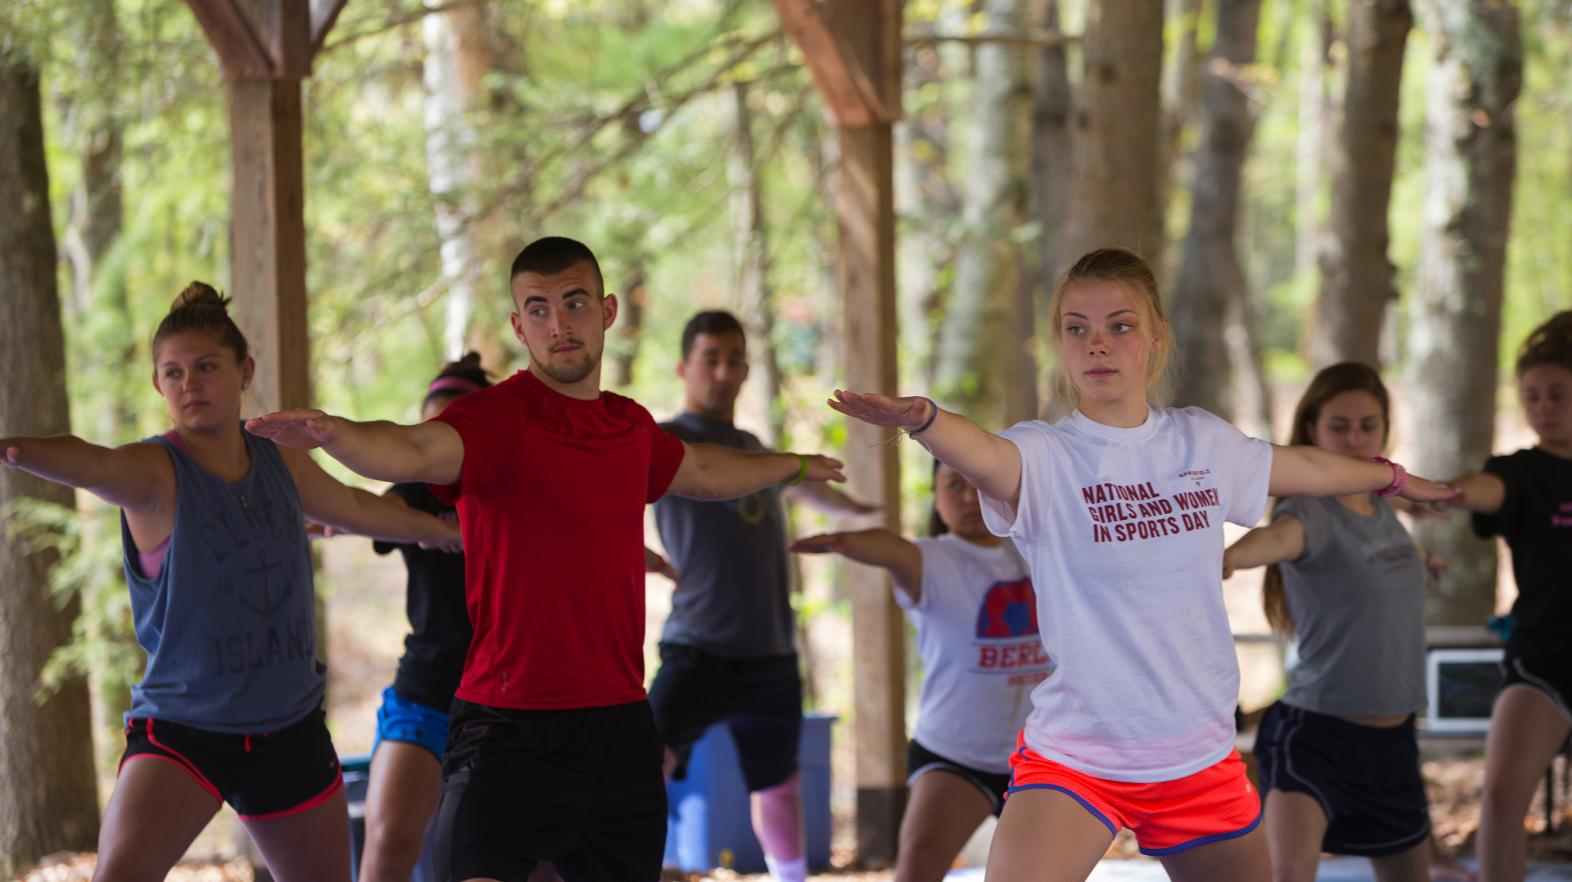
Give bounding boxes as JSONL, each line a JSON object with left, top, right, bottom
{"left": 1028, "top": 0, "right": 1071, "bottom": 418}
{"left": 1311, "top": 0, "right": 1412, "bottom": 368}
{"left": 0, "top": 53, "right": 101, "bottom": 877}
{"left": 1405, "top": 0, "right": 1521, "bottom": 627}
{"left": 935, "top": 0, "right": 1033, "bottom": 430}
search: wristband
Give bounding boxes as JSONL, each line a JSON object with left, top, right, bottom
{"left": 911, "top": 397, "right": 940, "bottom": 435}
{"left": 785, "top": 454, "right": 809, "bottom": 486}
{"left": 1371, "top": 456, "right": 1407, "bottom": 497}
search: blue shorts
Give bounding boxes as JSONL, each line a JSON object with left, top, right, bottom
{"left": 372, "top": 686, "right": 450, "bottom": 761}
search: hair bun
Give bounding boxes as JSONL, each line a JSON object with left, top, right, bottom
{"left": 172, "top": 281, "right": 229, "bottom": 312}
{"left": 456, "top": 351, "right": 483, "bottom": 370}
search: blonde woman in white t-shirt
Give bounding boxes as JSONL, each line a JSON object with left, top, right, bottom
{"left": 826, "top": 248, "right": 1459, "bottom": 882}
{"left": 792, "top": 460, "right": 1047, "bottom": 882}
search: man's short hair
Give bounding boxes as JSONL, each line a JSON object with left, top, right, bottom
{"left": 509, "top": 236, "right": 605, "bottom": 295}
{"left": 681, "top": 310, "right": 748, "bottom": 359}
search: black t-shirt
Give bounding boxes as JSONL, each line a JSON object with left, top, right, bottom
{"left": 373, "top": 482, "right": 473, "bottom": 710}
{"left": 1472, "top": 448, "right": 1572, "bottom": 657}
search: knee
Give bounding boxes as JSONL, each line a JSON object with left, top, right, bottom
{"left": 1481, "top": 773, "right": 1537, "bottom": 817}
{"left": 1269, "top": 859, "right": 1319, "bottom": 882}
{"left": 363, "top": 813, "right": 429, "bottom": 871}
{"left": 91, "top": 851, "right": 164, "bottom": 882}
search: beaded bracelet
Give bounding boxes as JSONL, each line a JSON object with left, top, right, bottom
{"left": 1371, "top": 456, "right": 1408, "bottom": 498}
{"left": 911, "top": 397, "right": 940, "bottom": 435}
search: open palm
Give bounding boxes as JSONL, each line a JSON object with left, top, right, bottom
{"left": 245, "top": 410, "right": 338, "bottom": 450}
{"left": 827, "top": 390, "right": 928, "bottom": 430}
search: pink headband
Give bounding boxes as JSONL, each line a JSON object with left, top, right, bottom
{"left": 426, "top": 376, "right": 483, "bottom": 398}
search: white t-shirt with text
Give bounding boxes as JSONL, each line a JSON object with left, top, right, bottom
{"left": 901, "top": 534, "right": 1048, "bottom": 773}
{"left": 979, "top": 406, "right": 1272, "bottom": 782}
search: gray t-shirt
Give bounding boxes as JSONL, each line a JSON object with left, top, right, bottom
{"left": 654, "top": 413, "right": 794, "bottom": 657}
{"left": 1275, "top": 495, "right": 1427, "bottom": 717}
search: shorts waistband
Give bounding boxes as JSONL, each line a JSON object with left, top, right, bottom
{"left": 1276, "top": 703, "right": 1416, "bottom": 739}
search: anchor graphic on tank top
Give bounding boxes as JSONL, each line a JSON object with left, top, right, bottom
{"left": 237, "top": 546, "right": 294, "bottom": 617}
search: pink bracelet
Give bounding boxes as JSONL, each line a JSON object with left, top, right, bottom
{"left": 1371, "top": 456, "right": 1407, "bottom": 497}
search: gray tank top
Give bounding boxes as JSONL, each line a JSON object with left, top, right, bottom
{"left": 121, "top": 429, "right": 324, "bottom": 732}
{"left": 1275, "top": 495, "right": 1427, "bottom": 717}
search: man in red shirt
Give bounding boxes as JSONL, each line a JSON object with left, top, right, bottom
{"left": 247, "top": 237, "right": 844, "bottom": 882}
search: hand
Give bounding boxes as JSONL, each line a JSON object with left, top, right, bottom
{"left": 304, "top": 520, "right": 341, "bottom": 540}
{"left": 1398, "top": 474, "right": 1462, "bottom": 506}
{"left": 1222, "top": 553, "right": 1236, "bottom": 580}
{"left": 419, "top": 520, "right": 463, "bottom": 553}
{"left": 796, "top": 454, "right": 846, "bottom": 484}
{"left": 245, "top": 410, "right": 341, "bottom": 450}
{"left": 827, "top": 390, "right": 932, "bottom": 431}
{"left": 1422, "top": 550, "right": 1450, "bottom": 581}
{"left": 644, "top": 548, "right": 679, "bottom": 584}
{"left": 790, "top": 534, "right": 846, "bottom": 555}
{"left": 0, "top": 441, "right": 20, "bottom": 468}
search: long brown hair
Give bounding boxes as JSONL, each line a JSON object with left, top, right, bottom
{"left": 1262, "top": 362, "right": 1392, "bottom": 638}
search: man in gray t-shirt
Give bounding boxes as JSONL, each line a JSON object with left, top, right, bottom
{"left": 649, "top": 311, "right": 871, "bottom": 882}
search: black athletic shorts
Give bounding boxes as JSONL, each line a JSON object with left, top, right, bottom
{"left": 1500, "top": 651, "right": 1572, "bottom": 724}
{"left": 1255, "top": 702, "right": 1429, "bottom": 857}
{"left": 119, "top": 707, "right": 343, "bottom": 820}
{"left": 906, "top": 739, "right": 1011, "bottom": 816}
{"left": 433, "top": 698, "right": 666, "bottom": 882}
{"left": 648, "top": 642, "right": 803, "bottom": 792}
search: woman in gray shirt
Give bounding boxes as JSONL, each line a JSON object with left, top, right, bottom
{"left": 1225, "top": 363, "right": 1457, "bottom": 882}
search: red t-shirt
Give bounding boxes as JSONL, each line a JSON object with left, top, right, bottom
{"left": 430, "top": 370, "right": 686, "bottom": 710}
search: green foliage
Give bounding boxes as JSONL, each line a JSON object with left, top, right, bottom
{"left": 3, "top": 499, "right": 141, "bottom": 704}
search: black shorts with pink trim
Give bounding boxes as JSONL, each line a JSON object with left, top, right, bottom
{"left": 120, "top": 707, "right": 343, "bottom": 819}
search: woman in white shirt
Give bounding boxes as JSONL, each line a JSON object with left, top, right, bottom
{"left": 826, "top": 248, "right": 1458, "bottom": 882}
{"left": 793, "top": 461, "right": 1046, "bottom": 882}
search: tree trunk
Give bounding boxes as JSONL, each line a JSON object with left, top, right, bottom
{"left": 609, "top": 266, "right": 646, "bottom": 389}
{"left": 1065, "top": 0, "right": 1164, "bottom": 260}
{"left": 423, "top": 0, "right": 491, "bottom": 360}
{"left": 1311, "top": 0, "right": 1412, "bottom": 368}
{"left": 1405, "top": 0, "right": 1521, "bottom": 627}
{"left": 1295, "top": 0, "right": 1335, "bottom": 283}
{"left": 0, "top": 54, "right": 101, "bottom": 877}
{"left": 896, "top": 30, "right": 958, "bottom": 389}
{"left": 1027, "top": 0, "right": 1071, "bottom": 418}
{"left": 729, "top": 82, "right": 785, "bottom": 444}
{"left": 1151, "top": 0, "right": 1205, "bottom": 281}
{"left": 934, "top": 0, "right": 1033, "bottom": 430}
{"left": 1171, "top": 0, "right": 1264, "bottom": 418}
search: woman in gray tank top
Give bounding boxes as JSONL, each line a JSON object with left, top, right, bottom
{"left": 1224, "top": 363, "right": 1468, "bottom": 882}
{"left": 1, "top": 283, "right": 461, "bottom": 882}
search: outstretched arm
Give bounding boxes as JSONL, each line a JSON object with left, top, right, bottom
{"left": 246, "top": 410, "right": 463, "bottom": 486}
{"left": 827, "top": 391, "right": 1022, "bottom": 508}
{"left": 1443, "top": 471, "right": 1505, "bottom": 515}
{"left": 280, "top": 448, "right": 462, "bottom": 550}
{"left": 1222, "top": 515, "right": 1305, "bottom": 578}
{"left": 790, "top": 529, "right": 923, "bottom": 604}
{"left": 783, "top": 481, "right": 879, "bottom": 517}
{"left": 0, "top": 435, "right": 171, "bottom": 511}
{"left": 665, "top": 442, "right": 844, "bottom": 501}
{"left": 1268, "top": 445, "right": 1457, "bottom": 505}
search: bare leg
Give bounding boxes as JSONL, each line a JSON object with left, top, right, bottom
{"left": 894, "top": 771, "right": 993, "bottom": 882}
{"left": 360, "top": 741, "right": 445, "bottom": 882}
{"left": 1158, "top": 821, "right": 1270, "bottom": 882}
{"left": 1476, "top": 687, "right": 1570, "bottom": 882}
{"left": 1426, "top": 833, "right": 1477, "bottom": 882}
{"left": 1263, "top": 789, "right": 1328, "bottom": 882}
{"left": 983, "top": 788, "right": 1113, "bottom": 882}
{"left": 752, "top": 772, "right": 805, "bottom": 874}
{"left": 92, "top": 757, "right": 221, "bottom": 882}
{"left": 243, "top": 785, "right": 353, "bottom": 882}
{"left": 1370, "top": 841, "right": 1431, "bottom": 882}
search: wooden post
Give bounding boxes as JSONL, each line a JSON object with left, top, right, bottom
{"left": 774, "top": 0, "right": 904, "bottom": 864}
{"left": 184, "top": 0, "right": 345, "bottom": 412}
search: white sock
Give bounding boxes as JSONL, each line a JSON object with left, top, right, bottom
{"left": 764, "top": 854, "right": 808, "bottom": 882}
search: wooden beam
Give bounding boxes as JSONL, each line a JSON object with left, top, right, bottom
{"left": 228, "top": 78, "right": 311, "bottom": 413}
{"left": 771, "top": 0, "right": 893, "bottom": 126}
{"left": 837, "top": 122, "right": 904, "bottom": 866}
{"left": 308, "top": 0, "right": 349, "bottom": 62}
{"left": 184, "top": 0, "right": 273, "bottom": 79}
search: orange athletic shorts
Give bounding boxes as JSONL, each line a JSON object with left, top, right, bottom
{"left": 1005, "top": 733, "right": 1261, "bottom": 855}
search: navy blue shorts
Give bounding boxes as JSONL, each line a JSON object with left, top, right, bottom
{"left": 1255, "top": 702, "right": 1429, "bottom": 857}
{"left": 648, "top": 643, "right": 803, "bottom": 792}
{"left": 906, "top": 739, "right": 1011, "bottom": 816}
{"left": 120, "top": 707, "right": 342, "bottom": 820}
{"left": 1501, "top": 652, "right": 1572, "bottom": 724}
{"left": 373, "top": 685, "right": 451, "bottom": 760}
